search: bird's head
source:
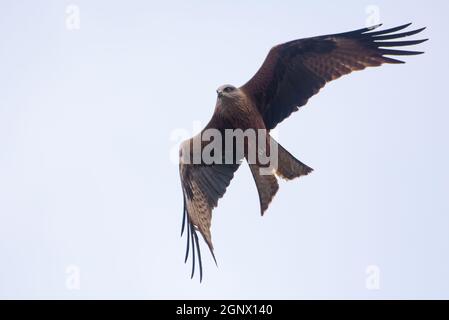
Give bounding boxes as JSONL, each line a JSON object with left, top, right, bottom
{"left": 216, "top": 84, "right": 239, "bottom": 100}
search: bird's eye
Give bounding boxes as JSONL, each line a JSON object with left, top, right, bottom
{"left": 224, "top": 87, "right": 233, "bottom": 93}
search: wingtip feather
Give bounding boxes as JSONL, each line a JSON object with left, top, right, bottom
{"left": 369, "top": 23, "right": 413, "bottom": 36}
{"left": 190, "top": 225, "right": 196, "bottom": 279}
{"left": 184, "top": 221, "right": 191, "bottom": 263}
{"left": 193, "top": 231, "right": 203, "bottom": 282}
{"left": 369, "top": 23, "right": 383, "bottom": 30}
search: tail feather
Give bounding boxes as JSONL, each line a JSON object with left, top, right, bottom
{"left": 248, "top": 163, "right": 279, "bottom": 216}
{"left": 247, "top": 137, "right": 313, "bottom": 215}
{"left": 275, "top": 142, "right": 313, "bottom": 180}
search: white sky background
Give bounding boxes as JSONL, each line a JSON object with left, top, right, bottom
{"left": 0, "top": 0, "right": 447, "bottom": 299}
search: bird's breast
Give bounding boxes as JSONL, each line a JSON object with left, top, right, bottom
{"left": 218, "top": 99, "right": 260, "bottom": 130}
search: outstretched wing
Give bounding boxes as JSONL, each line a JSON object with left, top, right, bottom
{"left": 179, "top": 156, "right": 240, "bottom": 281}
{"left": 241, "top": 23, "right": 428, "bottom": 129}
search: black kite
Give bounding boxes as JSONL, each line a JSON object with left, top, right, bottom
{"left": 179, "top": 23, "right": 427, "bottom": 281}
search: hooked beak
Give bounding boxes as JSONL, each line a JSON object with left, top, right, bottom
{"left": 216, "top": 90, "right": 223, "bottom": 98}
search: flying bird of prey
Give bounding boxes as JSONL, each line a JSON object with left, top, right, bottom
{"left": 179, "top": 23, "right": 427, "bottom": 281}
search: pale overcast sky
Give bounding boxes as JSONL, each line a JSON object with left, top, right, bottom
{"left": 0, "top": 0, "right": 447, "bottom": 299}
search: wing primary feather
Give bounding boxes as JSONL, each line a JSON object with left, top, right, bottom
{"left": 193, "top": 230, "right": 203, "bottom": 282}
{"left": 209, "top": 247, "right": 218, "bottom": 267}
{"left": 367, "top": 23, "right": 412, "bottom": 36}
{"left": 181, "top": 195, "right": 187, "bottom": 236}
{"left": 339, "top": 23, "right": 382, "bottom": 37}
{"left": 363, "top": 23, "right": 383, "bottom": 32}
{"left": 190, "top": 223, "right": 196, "bottom": 279}
{"left": 372, "top": 27, "right": 426, "bottom": 41}
{"left": 381, "top": 56, "right": 406, "bottom": 64}
{"left": 200, "top": 232, "right": 218, "bottom": 267}
{"left": 380, "top": 49, "right": 424, "bottom": 56}
{"left": 184, "top": 218, "right": 190, "bottom": 263}
{"left": 375, "top": 39, "right": 429, "bottom": 47}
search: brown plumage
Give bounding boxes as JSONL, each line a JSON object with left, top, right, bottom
{"left": 179, "top": 23, "right": 427, "bottom": 281}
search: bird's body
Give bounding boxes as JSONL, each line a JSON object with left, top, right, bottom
{"left": 179, "top": 23, "right": 427, "bottom": 281}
